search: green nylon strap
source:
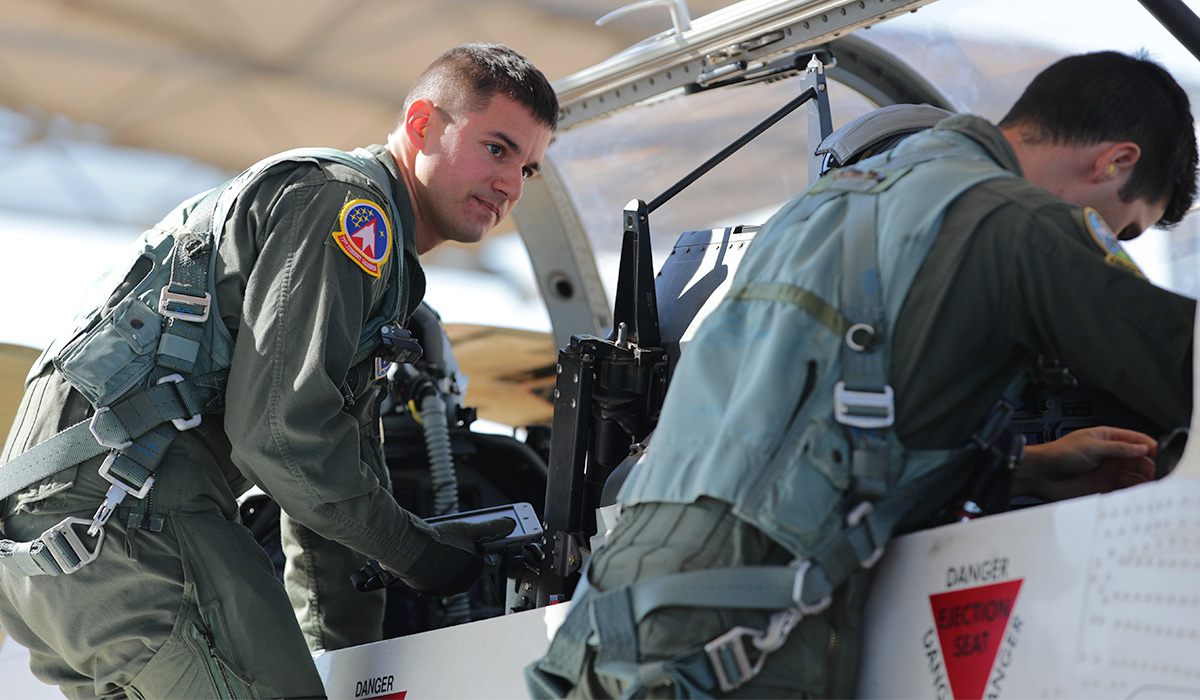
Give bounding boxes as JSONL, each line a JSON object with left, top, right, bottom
{"left": 0, "top": 540, "right": 48, "bottom": 576}
{"left": 807, "top": 458, "right": 969, "bottom": 602}
{"left": 837, "top": 190, "right": 891, "bottom": 501}
{"left": 598, "top": 459, "right": 966, "bottom": 630}
{"left": 725, "top": 283, "right": 848, "bottom": 337}
{"left": 156, "top": 320, "right": 204, "bottom": 374}
{"left": 628, "top": 566, "right": 805, "bottom": 618}
{"left": 838, "top": 191, "right": 886, "bottom": 394}
{"left": 0, "top": 370, "right": 227, "bottom": 502}
{"left": 536, "top": 584, "right": 598, "bottom": 684}
{"left": 590, "top": 588, "right": 641, "bottom": 680}
{"left": 163, "top": 190, "right": 219, "bottom": 303}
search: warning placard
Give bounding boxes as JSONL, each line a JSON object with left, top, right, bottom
{"left": 929, "top": 579, "right": 1023, "bottom": 700}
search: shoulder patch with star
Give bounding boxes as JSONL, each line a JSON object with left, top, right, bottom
{"left": 332, "top": 198, "right": 391, "bottom": 277}
{"left": 1083, "top": 207, "right": 1144, "bottom": 278}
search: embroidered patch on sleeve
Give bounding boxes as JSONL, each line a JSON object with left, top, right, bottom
{"left": 374, "top": 357, "right": 392, "bottom": 382}
{"left": 1083, "top": 207, "right": 1145, "bottom": 278}
{"left": 333, "top": 199, "right": 392, "bottom": 277}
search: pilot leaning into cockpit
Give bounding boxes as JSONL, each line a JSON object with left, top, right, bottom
{"left": 529, "top": 50, "right": 1196, "bottom": 699}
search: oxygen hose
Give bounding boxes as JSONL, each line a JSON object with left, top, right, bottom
{"left": 419, "top": 392, "right": 459, "bottom": 517}
{"left": 416, "top": 390, "right": 471, "bottom": 624}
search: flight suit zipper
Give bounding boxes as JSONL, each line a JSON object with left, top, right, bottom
{"left": 825, "top": 623, "right": 842, "bottom": 698}
{"left": 190, "top": 614, "right": 247, "bottom": 700}
{"left": 130, "top": 484, "right": 163, "bottom": 531}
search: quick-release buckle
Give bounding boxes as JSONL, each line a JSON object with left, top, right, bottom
{"left": 156, "top": 374, "right": 202, "bottom": 430}
{"left": 704, "top": 626, "right": 767, "bottom": 693}
{"left": 40, "top": 517, "right": 104, "bottom": 575}
{"left": 98, "top": 454, "right": 155, "bottom": 500}
{"left": 791, "top": 560, "right": 834, "bottom": 615}
{"left": 846, "top": 501, "right": 885, "bottom": 569}
{"left": 158, "top": 286, "right": 211, "bottom": 323}
{"left": 91, "top": 455, "right": 155, "bottom": 535}
{"left": 89, "top": 407, "right": 132, "bottom": 449}
{"left": 833, "top": 381, "right": 895, "bottom": 429}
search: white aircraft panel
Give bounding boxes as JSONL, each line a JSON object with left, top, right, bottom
{"left": 314, "top": 602, "right": 570, "bottom": 700}
{"left": 858, "top": 477, "right": 1200, "bottom": 699}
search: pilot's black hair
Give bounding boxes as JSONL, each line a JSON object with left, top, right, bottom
{"left": 998, "top": 50, "right": 1197, "bottom": 227}
{"left": 406, "top": 43, "right": 559, "bottom": 131}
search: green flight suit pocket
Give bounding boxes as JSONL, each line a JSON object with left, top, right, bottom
{"left": 760, "top": 417, "right": 851, "bottom": 553}
{"left": 54, "top": 296, "right": 161, "bottom": 408}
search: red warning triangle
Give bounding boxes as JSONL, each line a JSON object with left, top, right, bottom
{"left": 928, "top": 579, "right": 1022, "bottom": 700}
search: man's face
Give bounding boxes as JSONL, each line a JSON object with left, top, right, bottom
{"left": 413, "top": 95, "right": 552, "bottom": 250}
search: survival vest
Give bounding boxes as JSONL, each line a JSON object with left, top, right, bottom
{"left": 0, "top": 147, "right": 406, "bottom": 577}
{"left": 528, "top": 126, "right": 1023, "bottom": 697}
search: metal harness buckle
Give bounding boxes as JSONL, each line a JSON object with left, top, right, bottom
{"left": 40, "top": 517, "right": 104, "bottom": 575}
{"left": 89, "top": 407, "right": 132, "bottom": 449}
{"left": 791, "top": 559, "right": 834, "bottom": 615}
{"left": 156, "top": 374, "right": 202, "bottom": 430}
{"left": 158, "top": 286, "right": 211, "bottom": 323}
{"left": 701, "top": 561, "right": 836, "bottom": 693}
{"left": 846, "top": 501, "right": 885, "bottom": 568}
{"left": 833, "top": 381, "right": 895, "bottom": 429}
{"left": 91, "top": 456, "right": 156, "bottom": 535}
{"left": 704, "top": 626, "right": 768, "bottom": 693}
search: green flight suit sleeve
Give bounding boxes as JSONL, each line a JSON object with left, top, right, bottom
{"left": 219, "top": 168, "right": 440, "bottom": 575}
{"left": 894, "top": 183, "right": 1194, "bottom": 448}
{"left": 1002, "top": 204, "right": 1194, "bottom": 427}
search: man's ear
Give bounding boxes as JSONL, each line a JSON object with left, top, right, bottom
{"left": 1095, "top": 142, "right": 1141, "bottom": 182}
{"left": 405, "top": 99, "right": 434, "bottom": 151}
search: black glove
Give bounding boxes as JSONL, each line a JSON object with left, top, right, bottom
{"left": 398, "top": 517, "right": 516, "bottom": 597}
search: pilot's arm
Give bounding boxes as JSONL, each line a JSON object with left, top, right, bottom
{"left": 1013, "top": 426, "right": 1156, "bottom": 501}
{"left": 218, "top": 166, "right": 506, "bottom": 595}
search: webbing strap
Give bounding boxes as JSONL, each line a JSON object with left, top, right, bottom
{"left": 837, "top": 191, "right": 891, "bottom": 500}
{"left": 0, "top": 370, "right": 227, "bottom": 502}
{"left": 0, "top": 517, "right": 103, "bottom": 576}
{"left": 628, "top": 566, "right": 806, "bottom": 617}
{"left": 537, "top": 585, "right": 599, "bottom": 684}
{"left": 590, "top": 588, "right": 641, "bottom": 683}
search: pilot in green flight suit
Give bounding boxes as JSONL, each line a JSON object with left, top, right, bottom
{"left": 529, "top": 51, "right": 1197, "bottom": 699}
{"left": 0, "top": 43, "right": 556, "bottom": 699}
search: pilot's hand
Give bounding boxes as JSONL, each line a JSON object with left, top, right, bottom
{"left": 1014, "top": 426, "right": 1156, "bottom": 501}
{"left": 398, "top": 517, "right": 516, "bottom": 597}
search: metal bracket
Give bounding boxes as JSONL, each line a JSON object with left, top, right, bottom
{"left": 158, "top": 286, "right": 211, "bottom": 323}
{"left": 156, "top": 374, "right": 202, "bottom": 430}
{"left": 41, "top": 517, "right": 104, "bottom": 574}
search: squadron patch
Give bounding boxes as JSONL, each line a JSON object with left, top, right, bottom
{"left": 1083, "top": 207, "right": 1145, "bottom": 278}
{"left": 374, "top": 357, "right": 392, "bottom": 382}
{"left": 333, "top": 199, "right": 392, "bottom": 277}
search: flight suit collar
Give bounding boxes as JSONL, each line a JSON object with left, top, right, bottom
{"left": 932, "top": 114, "right": 1024, "bottom": 178}
{"left": 364, "top": 144, "right": 418, "bottom": 259}
{"left": 364, "top": 143, "right": 426, "bottom": 322}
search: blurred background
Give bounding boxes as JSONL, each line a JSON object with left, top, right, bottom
{"left": 1, "top": 0, "right": 1198, "bottom": 356}
{"left": 0, "top": 0, "right": 1199, "bottom": 692}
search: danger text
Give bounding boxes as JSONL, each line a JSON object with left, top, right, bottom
{"left": 946, "top": 558, "right": 1009, "bottom": 589}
